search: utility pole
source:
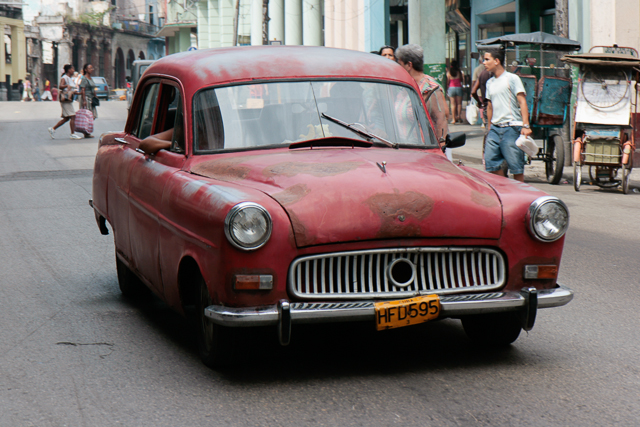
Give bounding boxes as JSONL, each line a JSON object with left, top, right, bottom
{"left": 555, "top": 0, "right": 571, "bottom": 166}
{"left": 233, "top": 0, "right": 240, "bottom": 46}
{"left": 262, "top": 0, "right": 269, "bottom": 45}
{"left": 555, "top": 0, "right": 568, "bottom": 38}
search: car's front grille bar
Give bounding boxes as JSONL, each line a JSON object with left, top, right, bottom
{"left": 289, "top": 247, "right": 506, "bottom": 300}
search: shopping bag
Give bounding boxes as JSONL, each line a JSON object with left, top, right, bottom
{"left": 466, "top": 101, "right": 479, "bottom": 125}
{"left": 75, "top": 108, "right": 94, "bottom": 134}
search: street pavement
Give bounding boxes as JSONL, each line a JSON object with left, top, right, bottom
{"left": 0, "top": 101, "right": 639, "bottom": 426}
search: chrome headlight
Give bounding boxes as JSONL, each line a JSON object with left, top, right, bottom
{"left": 224, "top": 202, "right": 272, "bottom": 250}
{"left": 526, "top": 196, "right": 569, "bottom": 242}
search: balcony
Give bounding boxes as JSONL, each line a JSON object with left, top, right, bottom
{"left": 0, "top": 1, "right": 23, "bottom": 20}
{"left": 113, "top": 18, "right": 159, "bottom": 37}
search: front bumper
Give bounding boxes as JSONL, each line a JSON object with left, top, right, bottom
{"left": 205, "top": 284, "right": 573, "bottom": 332}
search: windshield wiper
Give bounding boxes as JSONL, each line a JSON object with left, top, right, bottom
{"left": 321, "top": 113, "right": 398, "bottom": 149}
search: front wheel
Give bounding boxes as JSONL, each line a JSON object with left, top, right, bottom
{"left": 573, "top": 161, "right": 582, "bottom": 191}
{"left": 116, "top": 254, "right": 151, "bottom": 300}
{"left": 195, "top": 275, "right": 236, "bottom": 368}
{"left": 545, "top": 134, "right": 565, "bottom": 184}
{"left": 461, "top": 312, "right": 522, "bottom": 347}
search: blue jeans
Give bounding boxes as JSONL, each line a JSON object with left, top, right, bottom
{"left": 448, "top": 87, "right": 463, "bottom": 98}
{"left": 485, "top": 125, "right": 525, "bottom": 175}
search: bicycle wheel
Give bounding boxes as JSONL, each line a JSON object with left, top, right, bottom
{"left": 573, "top": 162, "right": 582, "bottom": 191}
{"left": 621, "top": 161, "right": 630, "bottom": 194}
{"left": 581, "top": 68, "right": 629, "bottom": 109}
{"left": 545, "top": 134, "right": 565, "bottom": 185}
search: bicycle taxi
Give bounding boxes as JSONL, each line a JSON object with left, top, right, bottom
{"left": 562, "top": 46, "right": 640, "bottom": 193}
{"left": 476, "top": 32, "right": 580, "bottom": 184}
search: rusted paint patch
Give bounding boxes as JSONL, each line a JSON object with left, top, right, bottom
{"left": 191, "top": 158, "right": 251, "bottom": 182}
{"left": 271, "top": 184, "right": 311, "bottom": 206}
{"left": 365, "top": 190, "right": 434, "bottom": 238}
{"left": 471, "top": 190, "right": 499, "bottom": 208}
{"left": 263, "top": 161, "right": 362, "bottom": 178}
{"left": 288, "top": 210, "right": 315, "bottom": 247}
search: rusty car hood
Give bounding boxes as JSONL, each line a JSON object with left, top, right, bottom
{"left": 189, "top": 147, "right": 503, "bottom": 247}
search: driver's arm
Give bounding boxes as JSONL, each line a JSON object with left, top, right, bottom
{"left": 139, "top": 128, "right": 174, "bottom": 154}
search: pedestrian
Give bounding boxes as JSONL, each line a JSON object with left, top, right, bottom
{"left": 378, "top": 45, "right": 396, "bottom": 61}
{"left": 41, "top": 79, "right": 52, "bottom": 101}
{"left": 470, "top": 52, "right": 485, "bottom": 89}
{"left": 51, "top": 85, "right": 58, "bottom": 101}
{"left": 78, "top": 63, "right": 98, "bottom": 138}
{"left": 73, "top": 71, "right": 81, "bottom": 101}
{"left": 395, "top": 44, "right": 450, "bottom": 151}
{"left": 471, "top": 62, "right": 492, "bottom": 128}
{"left": 470, "top": 54, "right": 486, "bottom": 126}
{"left": 22, "top": 78, "right": 33, "bottom": 101}
{"left": 48, "top": 64, "right": 83, "bottom": 140}
{"left": 34, "top": 77, "right": 41, "bottom": 101}
{"left": 17, "top": 79, "right": 24, "bottom": 101}
{"left": 472, "top": 60, "right": 493, "bottom": 165}
{"left": 446, "top": 61, "right": 464, "bottom": 124}
{"left": 483, "top": 49, "right": 532, "bottom": 182}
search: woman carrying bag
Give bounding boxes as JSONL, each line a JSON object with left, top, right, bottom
{"left": 77, "top": 63, "right": 98, "bottom": 138}
{"left": 48, "top": 64, "right": 82, "bottom": 140}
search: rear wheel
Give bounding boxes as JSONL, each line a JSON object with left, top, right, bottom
{"left": 195, "top": 275, "right": 236, "bottom": 368}
{"left": 116, "top": 255, "right": 151, "bottom": 300}
{"left": 573, "top": 162, "right": 582, "bottom": 191}
{"left": 461, "top": 312, "right": 522, "bottom": 347}
{"left": 545, "top": 134, "right": 565, "bottom": 184}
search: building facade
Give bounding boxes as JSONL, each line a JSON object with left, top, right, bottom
{"left": 161, "top": 0, "right": 446, "bottom": 86}
{"left": 32, "top": 0, "right": 165, "bottom": 96}
{"left": 1, "top": 0, "right": 27, "bottom": 100}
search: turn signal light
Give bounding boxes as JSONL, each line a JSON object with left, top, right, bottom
{"left": 523, "top": 265, "right": 558, "bottom": 280}
{"left": 234, "top": 275, "right": 273, "bottom": 290}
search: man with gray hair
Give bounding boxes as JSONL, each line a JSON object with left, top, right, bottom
{"left": 396, "top": 44, "right": 449, "bottom": 150}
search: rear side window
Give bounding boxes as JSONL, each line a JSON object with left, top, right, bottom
{"left": 132, "top": 83, "right": 160, "bottom": 139}
{"left": 160, "top": 85, "right": 185, "bottom": 153}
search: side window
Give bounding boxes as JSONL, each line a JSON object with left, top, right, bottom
{"left": 156, "top": 84, "right": 184, "bottom": 153}
{"left": 133, "top": 83, "right": 160, "bottom": 139}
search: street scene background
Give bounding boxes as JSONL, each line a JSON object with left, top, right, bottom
{"left": 0, "top": 100, "right": 639, "bottom": 426}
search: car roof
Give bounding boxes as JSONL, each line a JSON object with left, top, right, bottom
{"left": 92, "top": 77, "right": 107, "bottom": 82}
{"left": 144, "top": 46, "right": 417, "bottom": 90}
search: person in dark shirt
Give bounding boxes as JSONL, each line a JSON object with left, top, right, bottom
{"left": 471, "top": 68, "right": 492, "bottom": 127}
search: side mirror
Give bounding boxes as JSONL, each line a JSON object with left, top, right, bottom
{"left": 445, "top": 132, "right": 466, "bottom": 149}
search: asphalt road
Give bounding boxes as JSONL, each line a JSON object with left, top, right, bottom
{"left": 0, "top": 101, "right": 639, "bottom": 426}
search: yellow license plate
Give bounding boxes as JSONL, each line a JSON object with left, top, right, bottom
{"left": 374, "top": 295, "right": 441, "bottom": 331}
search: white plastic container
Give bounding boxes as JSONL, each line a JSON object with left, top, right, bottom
{"left": 515, "top": 135, "right": 539, "bottom": 158}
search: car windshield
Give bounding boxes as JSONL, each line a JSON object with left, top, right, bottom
{"left": 193, "top": 80, "right": 435, "bottom": 152}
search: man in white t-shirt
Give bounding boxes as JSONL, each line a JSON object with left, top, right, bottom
{"left": 483, "top": 49, "right": 532, "bottom": 182}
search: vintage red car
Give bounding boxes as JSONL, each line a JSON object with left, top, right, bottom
{"left": 91, "top": 46, "right": 573, "bottom": 368}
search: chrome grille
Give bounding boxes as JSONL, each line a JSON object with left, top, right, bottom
{"left": 288, "top": 247, "right": 506, "bottom": 300}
